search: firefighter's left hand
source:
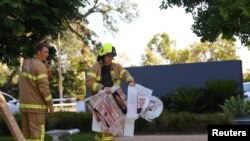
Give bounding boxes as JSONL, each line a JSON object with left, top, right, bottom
{"left": 128, "top": 81, "right": 135, "bottom": 87}
{"left": 104, "top": 87, "right": 112, "bottom": 94}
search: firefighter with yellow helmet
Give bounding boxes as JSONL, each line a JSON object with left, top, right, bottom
{"left": 86, "top": 43, "right": 135, "bottom": 141}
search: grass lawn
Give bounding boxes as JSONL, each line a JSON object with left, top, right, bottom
{"left": 0, "top": 133, "right": 95, "bottom": 141}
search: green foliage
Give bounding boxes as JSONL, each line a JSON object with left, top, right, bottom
{"left": 141, "top": 48, "right": 163, "bottom": 66}
{"left": 0, "top": 63, "right": 10, "bottom": 85}
{"left": 47, "top": 67, "right": 59, "bottom": 98}
{"left": 243, "top": 72, "right": 250, "bottom": 82}
{"left": 170, "top": 87, "right": 206, "bottom": 113}
{"left": 189, "top": 37, "right": 239, "bottom": 62}
{"left": 92, "top": 0, "right": 139, "bottom": 34}
{"left": 205, "top": 79, "right": 240, "bottom": 112}
{"left": 46, "top": 112, "right": 92, "bottom": 132}
{"left": 141, "top": 33, "right": 175, "bottom": 65}
{"left": 160, "top": 95, "right": 172, "bottom": 109}
{"left": 161, "top": 79, "right": 242, "bottom": 113}
{"left": 0, "top": 0, "right": 88, "bottom": 66}
{"left": 0, "top": 112, "right": 92, "bottom": 136}
{"left": 0, "top": 111, "right": 232, "bottom": 136}
{"left": 0, "top": 66, "right": 19, "bottom": 97}
{"left": 141, "top": 33, "right": 239, "bottom": 65}
{"left": 160, "top": 0, "right": 250, "bottom": 46}
{"left": 207, "top": 37, "right": 239, "bottom": 61}
{"left": 0, "top": 0, "right": 139, "bottom": 99}
{"left": 135, "top": 111, "right": 232, "bottom": 134}
{"left": 62, "top": 70, "right": 86, "bottom": 98}
{"left": 220, "top": 96, "right": 250, "bottom": 118}
{"left": 168, "top": 48, "right": 190, "bottom": 64}
{"left": 0, "top": 114, "right": 21, "bottom": 136}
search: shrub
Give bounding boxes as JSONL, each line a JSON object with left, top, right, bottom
{"left": 46, "top": 112, "right": 92, "bottom": 132}
{"left": 159, "top": 95, "right": 172, "bottom": 109}
{"left": 0, "top": 113, "right": 21, "bottom": 136}
{"left": 134, "top": 110, "right": 232, "bottom": 134}
{"left": 0, "top": 112, "right": 92, "bottom": 136}
{"left": 220, "top": 96, "right": 250, "bottom": 118}
{"left": 205, "top": 79, "right": 240, "bottom": 112}
{"left": 170, "top": 87, "right": 206, "bottom": 113}
{"left": 0, "top": 111, "right": 232, "bottom": 136}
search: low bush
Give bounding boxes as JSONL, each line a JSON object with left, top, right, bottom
{"left": 46, "top": 112, "right": 92, "bottom": 132}
{"left": 0, "top": 114, "right": 21, "bottom": 136}
{"left": 0, "top": 111, "right": 232, "bottom": 136}
{"left": 0, "top": 112, "right": 92, "bottom": 136}
{"left": 205, "top": 79, "right": 240, "bottom": 112}
{"left": 170, "top": 87, "right": 206, "bottom": 113}
{"left": 220, "top": 96, "right": 250, "bottom": 118}
{"left": 159, "top": 95, "right": 172, "bottom": 109}
{"left": 135, "top": 110, "right": 232, "bottom": 134}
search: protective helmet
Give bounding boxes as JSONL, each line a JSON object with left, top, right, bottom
{"left": 140, "top": 96, "right": 163, "bottom": 122}
{"left": 97, "top": 43, "right": 117, "bottom": 61}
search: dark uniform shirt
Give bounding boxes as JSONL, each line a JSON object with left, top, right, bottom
{"left": 101, "top": 65, "right": 127, "bottom": 114}
{"left": 101, "top": 65, "right": 113, "bottom": 87}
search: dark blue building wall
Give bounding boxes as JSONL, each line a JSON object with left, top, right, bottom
{"left": 123, "top": 60, "right": 243, "bottom": 97}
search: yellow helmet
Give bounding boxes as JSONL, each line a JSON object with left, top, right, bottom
{"left": 97, "top": 43, "right": 117, "bottom": 61}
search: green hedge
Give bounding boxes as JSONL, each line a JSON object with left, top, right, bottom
{"left": 46, "top": 112, "right": 92, "bottom": 132}
{"left": 135, "top": 111, "right": 232, "bottom": 134}
{"left": 0, "top": 114, "right": 22, "bottom": 135}
{"left": 0, "top": 112, "right": 93, "bottom": 136}
{"left": 161, "top": 79, "right": 242, "bottom": 113}
{"left": 0, "top": 111, "right": 232, "bottom": 136}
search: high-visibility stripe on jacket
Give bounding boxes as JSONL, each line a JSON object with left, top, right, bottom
{"left": 86, "top": 61, "right": 134, "bottom": 95}
{"left": 94, "top": 135, "right": 114, "bottom": 141}
{"left": 19, "top": 55, "right": 53, "bottom": 113}
{"left": 93, "top": 132, "right": 115, "bottom": 141}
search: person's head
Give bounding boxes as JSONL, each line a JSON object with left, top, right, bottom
{"left": 97, "top": 43, "right": 117, "bottom": 65}
{"left": 34, "top": 41, "right": 50, "bottom": 62}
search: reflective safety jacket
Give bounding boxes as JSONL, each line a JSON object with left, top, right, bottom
{"left": 19, "top": 55, "right": 53, "bottom": 113}
{"left": 86, "top": 61, "right": 134, "bottom": 95}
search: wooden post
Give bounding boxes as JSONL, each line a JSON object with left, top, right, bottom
{"left": 0, "top": 92, "right": 25, "bottom": 141}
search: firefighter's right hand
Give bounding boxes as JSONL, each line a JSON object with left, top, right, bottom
{"left": 104, "top": 87, "right": 112, "bottom": 94}
{"left": 49, "top": 106, "right": 54, "bottom": 112}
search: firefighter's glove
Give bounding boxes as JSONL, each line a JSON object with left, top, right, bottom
{"left": 104, "top": 87, "right": 112, "bottom": 94}
{"left": 128, "top": 81, "right": 135, "bottom": 87}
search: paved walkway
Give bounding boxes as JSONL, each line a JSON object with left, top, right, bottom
{"left": 116, "top": 134, "right": 207, "bottom": 141}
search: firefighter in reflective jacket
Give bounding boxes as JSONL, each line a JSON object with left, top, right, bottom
{"left": 86, "top": 43, "right": 135, "bottom": 141}
{"left": 19, "top": 41, "right": 54, "bottom": 141}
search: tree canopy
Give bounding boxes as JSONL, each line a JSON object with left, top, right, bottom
{"left": 0, "top": 0, "right": 87, "bottom": 66}
{"left": 160, "top": 0, "right": 250, "bottom": 46}
{"left": 141, "top": 33, "right": 239, "bottom": 65}
{"left": 0, "top": 0, "right": 139, "bottom": 66}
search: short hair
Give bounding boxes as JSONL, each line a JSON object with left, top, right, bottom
{"left": 34, "top": 40, "right": 50, "bottom": 54}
